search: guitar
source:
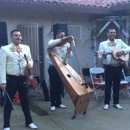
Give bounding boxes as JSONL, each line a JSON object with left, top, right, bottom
{"left": 96, "top": 49, "right": 129, "bottom": 62}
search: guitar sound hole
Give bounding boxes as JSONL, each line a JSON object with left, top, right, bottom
{"left": 67, "top": 74, "right": 71, "bottom": 78}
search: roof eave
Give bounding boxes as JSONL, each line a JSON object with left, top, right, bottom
{"left": 44, "top": 5, "right": 113, "bottom": 15}
{"left": 0, "top": 1, "right": 114, "bottom": 15}
{"left": 110, "top": 3, "right": 130, "bottom": 11}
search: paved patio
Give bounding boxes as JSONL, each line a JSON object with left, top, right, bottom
{"left": 0, "top": 88, "right": 130, "bottom": 130}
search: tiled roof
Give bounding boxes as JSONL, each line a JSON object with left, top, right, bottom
{"left": 1, "top": 0, "right": 130, "bottom": 8}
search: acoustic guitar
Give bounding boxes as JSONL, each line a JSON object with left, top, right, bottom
{"left": 96, "top": 49, "right": 129, "bottom": 62}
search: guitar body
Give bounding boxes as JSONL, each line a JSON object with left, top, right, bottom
{"left": 48, "top": 49, "right": 93, "bottom": 119}
{"left": 112, "top": 49, "right": 129, "bottom": 62}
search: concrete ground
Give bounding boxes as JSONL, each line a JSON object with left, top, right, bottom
{"left": 0, "top": 88, "right": 130, "bottom": 130}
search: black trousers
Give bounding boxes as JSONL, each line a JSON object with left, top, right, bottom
{"left": 48, "top": 66, "right": 63, "bottom": 107}
{"left": 4, "top": 75, "right": 33, "bottom": 128}
{"left": 104, "top": 65, "right": 122, "bottom": 105}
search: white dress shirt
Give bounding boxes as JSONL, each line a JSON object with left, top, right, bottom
{"left": 46, "top": 39, "right": 73, "bottom": 65}
{"left": 98, "top": 39, "right": 130, "bottom": 65}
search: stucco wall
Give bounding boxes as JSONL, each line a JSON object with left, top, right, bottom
{"left": 0, "top": 7, "right": 95, "bottom": 86}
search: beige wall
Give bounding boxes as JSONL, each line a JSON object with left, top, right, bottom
{"left": 0, "top": 7, "right": 95, "bottom": 85}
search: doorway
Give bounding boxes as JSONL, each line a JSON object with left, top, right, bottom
{"left": 38, "top": 27, "right": 44, "bottom": 79}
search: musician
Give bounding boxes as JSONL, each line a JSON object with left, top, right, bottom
{"left": 98, "top": 28, "right": 130, "bottom": 110}
{"left": 0, "top": 30, "right": 37, "bottom": 130}
{"left": 46, "top": 30, "right": 73, "bottom": 111}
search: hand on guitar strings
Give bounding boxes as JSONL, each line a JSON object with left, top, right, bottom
{"left": 116, "top": 50, "right": 124, "bottom": 57}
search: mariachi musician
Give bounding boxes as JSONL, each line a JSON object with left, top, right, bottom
{"left": 46, "top": 30, "right": 73, "bottom": 111}
{"left": 0, "top": 30, "right": 37, "bottom": 130}
{"left": 98, "top": 28, "right": 130, "bottom": 110}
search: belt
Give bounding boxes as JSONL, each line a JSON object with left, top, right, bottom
{"left": 104, "top": 64, "right": 120, "bottom": 67}
{"left": 18, "top": 75, "right": 24, "bottom": 77}
{"left": 109, "top": 64, "right": 120, "bottom": 67}
{"left": 7, "top": 74, "right": 24, "bottom": 78}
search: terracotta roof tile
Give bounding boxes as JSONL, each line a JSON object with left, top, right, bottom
{"left": 39, "top": 0, "right": 130, "bottom": 8}
{"left": 2, "top": 0, "right": 130, "bottom": 8}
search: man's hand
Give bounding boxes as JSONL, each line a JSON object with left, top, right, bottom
{"left": 66, "top": 36, "right": 75, "bottom": 47}
{"left": 116, "top": 50, "right": 124, "bottom": 57}
{"left": 0, "top": 83, "right": 6, "bottom": 91}
{"left": 62, "top": 35, "right": 74, "bottom": 42}
{"left": 26, "top": 63, "right": 31, "bottom": 69}
{"left": 102, "top": 51, "right": 107, "bottom": 58}
{"left": 68, "top": 36, "right": 74, "bottom": 41}
{"left": 67, "top": 47, "right": 71, "bottom": 54}
{"left": 59, "top": 36, "right": 74, "bottom": 47}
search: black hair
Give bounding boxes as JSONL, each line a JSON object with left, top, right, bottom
{"left": 107, "top": 28, "right": 116, "bottom": 33}
{"left": 56, "top": 30, "right": 65, "bottom": 36}
{"left": 10, "top": 29, "right": 20, "bottom": 36}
